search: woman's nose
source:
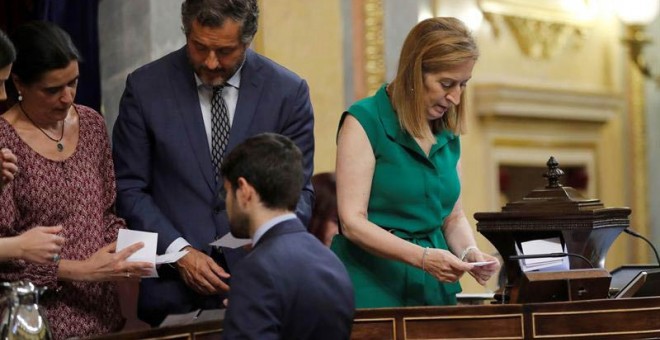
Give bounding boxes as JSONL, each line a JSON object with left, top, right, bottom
{"left": 446, "top": 87, "right": 461, "bottom": 106}
{"left": 61, "top": 88, "right": 74, "bottom": 104}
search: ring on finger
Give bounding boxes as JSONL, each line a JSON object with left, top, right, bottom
{"left": 52, "top": 254, "right": 60, "bottom": 263}
{"left": 125, "top": 271, "right": 130, "bottom": 278}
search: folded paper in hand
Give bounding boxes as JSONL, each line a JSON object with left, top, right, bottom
{"left": 116, "top": 229, "right": 188, "bottom": 278}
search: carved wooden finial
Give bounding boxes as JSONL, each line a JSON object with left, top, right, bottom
{"left": 543, "top": 156, "right": 564, "bottom": 188}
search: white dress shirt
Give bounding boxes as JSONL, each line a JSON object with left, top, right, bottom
{"left": 165, "top": 64, "right": 243, "bottom": 255}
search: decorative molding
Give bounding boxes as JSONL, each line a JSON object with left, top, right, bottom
{"left": 501, "top": 16, "right": 586, "bottom": 59}
{"left": 478, "top": 0, "right": 594, "bottom": 59}
{"left": 363, "top": 0, "right": 385, "bottom": 96}
{"left": 628, "top": 60, "right": 649, "bottom": 263}
{"left": 475, "top": 84, "right": 623, "bottom": 123}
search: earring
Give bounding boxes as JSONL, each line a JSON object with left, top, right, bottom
{"left": 18, "top": 92, "right": 22, "bottom": 102}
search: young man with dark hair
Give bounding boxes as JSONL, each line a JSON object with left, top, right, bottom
{"left": 221, "top": 133, "right": 354, "bottom": 339}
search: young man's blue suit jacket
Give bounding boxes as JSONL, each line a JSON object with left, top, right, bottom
{"left": 223, "top": 218, "right": 355, "bottom": 340}
{"left": 112, "top": 47, "right": 315, "bottom": 326}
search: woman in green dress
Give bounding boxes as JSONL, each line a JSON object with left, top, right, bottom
{"left": 332, "top": 17, "right": 500, "bottom": 308}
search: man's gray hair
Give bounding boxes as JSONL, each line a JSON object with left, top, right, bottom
{"left": 181, "top": 0, "right": 258, "bottom": 44}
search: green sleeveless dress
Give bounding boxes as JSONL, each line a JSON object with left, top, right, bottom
{"left": 331, "top": 84, "right": 462, "bottom": 308}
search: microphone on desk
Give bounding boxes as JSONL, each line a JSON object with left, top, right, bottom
{"left": 508, "top": 252, "right": 595, "bottom": 269}
{"left": 623, "top": 228, "right": 660, "bottom": 267}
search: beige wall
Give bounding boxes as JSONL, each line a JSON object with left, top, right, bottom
{"left": 257, "top": 0, "right": 344, "bottom": 174}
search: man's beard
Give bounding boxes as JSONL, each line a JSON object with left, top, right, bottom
{"left": 191, "top": 50, "right": 246, "bottom": 87}
{"left": 229, "top": 209, "right": 251, "bottom": 239}
{"left": 195, "top": 64, "right": 234, "bottom": 86}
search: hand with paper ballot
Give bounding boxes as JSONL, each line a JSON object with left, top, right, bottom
{"left": 176, "top": 247, "right": 230, "bottom": 295}
{"left": 422, "top": 248, "right": 475, "bottom": 283}
{"left": 58, "top": 241, "right": 153, "bottom": 281}
{"left": 460, "top": 247, "right": 500, "bottom": 285}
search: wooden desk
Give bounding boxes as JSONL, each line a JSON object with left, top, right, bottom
{"left": 353, "top": 297, "right": 660, "bottom": 339}
{"left": 88, "top": 297, "right": 660, "bottom": 339}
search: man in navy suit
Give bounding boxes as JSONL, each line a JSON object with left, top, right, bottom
{"left": 112, "top": 0, "right": 314, "bottom": 326}
{"left": 220, "top": 133, "right": 354, "bottom": 339}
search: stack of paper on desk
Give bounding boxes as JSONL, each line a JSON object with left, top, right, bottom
{"left": 515, "top": 237, "right": 570, "bottom": 272}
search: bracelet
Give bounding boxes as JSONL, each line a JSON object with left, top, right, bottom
{"left": 460, "top": 246, "right": 479, "bottom": 262}
{"left": 421, "top": 247, "right": 430, "bottom": 272}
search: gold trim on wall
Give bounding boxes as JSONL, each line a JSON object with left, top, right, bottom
{"left": 501, "top": 16, "right": 585, "bottom": 59}
{"left": 363, "top": 0, "right": 385, "bottom": 96}
{"left": 478, "top": 0, "right": 594, "bottom": 59}
{"left": 492, "top": 139, "right": 596, "bottom": 150}
{"left": 628, "top": 59, "right": 649, "bottom": 263}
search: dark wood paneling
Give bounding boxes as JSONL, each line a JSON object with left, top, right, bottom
{"left": 404, "top": 313, "right": 524, "bottom": 339}
{"left": 351, "top": 318, "right": 395, "bottom": 340}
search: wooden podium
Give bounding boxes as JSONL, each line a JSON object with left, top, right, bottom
{"left": 474, "top": 157, "right": 631, "bottom": 303}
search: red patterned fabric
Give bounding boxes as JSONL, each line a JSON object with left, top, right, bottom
{"left": 0, "top": 105, "right": 125, "bottom": 339}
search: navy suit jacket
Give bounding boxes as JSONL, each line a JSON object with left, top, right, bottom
{"left": 223, "top": 218, "right": 354, "bottom": 340}
{"left": 112, "top": 47, "right": 315, "bottom": 325}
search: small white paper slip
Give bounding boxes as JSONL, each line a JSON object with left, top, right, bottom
{"left": 116, "top": 229, "right": 157, "bottom": 263}
{"left": 196, "top": 309, "right": 226, "bottom": 323}
{"left": 209, "top": 232, "right": 251, "bottom": 249}
{"left": 156, "top": 250, "right": 189, "bottom": 264}
{"left": 468, "top": 261, "right": 497, "bottom": 267}
{"left": 159, "top": 309, "right": 201, "bottom": 327}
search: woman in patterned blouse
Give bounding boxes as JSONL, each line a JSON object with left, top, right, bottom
{"left": 1, "top": 28, "right": 65, "bottom": 266}
{"left": 1, "top": 29, "right": 18, "bottom": 189}
{"left": 0, "top": 21, "right": 152, "bottom": 339}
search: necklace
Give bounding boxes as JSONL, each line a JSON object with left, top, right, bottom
{"left": 19, "top": 102, "right": 65, "bottom": 152}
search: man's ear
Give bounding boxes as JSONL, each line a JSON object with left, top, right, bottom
{"left": 236, "top": 177, "right": 254, "bottom": 205}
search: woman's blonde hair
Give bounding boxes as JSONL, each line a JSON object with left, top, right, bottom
{"left": 390, "top": 17, "right": 478, "bottom": 141}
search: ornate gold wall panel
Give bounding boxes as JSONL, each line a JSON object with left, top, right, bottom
{"left": 501, "top": 16, "right": 585, "bottom": 59}
{"left": 627, "top": 62, "right": 649, "bottom": 263}
{"left": 363, "top": 0, "right": 385, "bottom": 96}
{"left": 478, "top": 0, "right": 592, "bottom": 59}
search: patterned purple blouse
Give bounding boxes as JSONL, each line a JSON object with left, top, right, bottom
{"left": 0, "top": 105, "right": 125, "bottom": 339}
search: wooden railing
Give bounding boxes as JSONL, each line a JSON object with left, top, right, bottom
{"left": 89, "top": 296, "right": 660, "bottom": 340}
